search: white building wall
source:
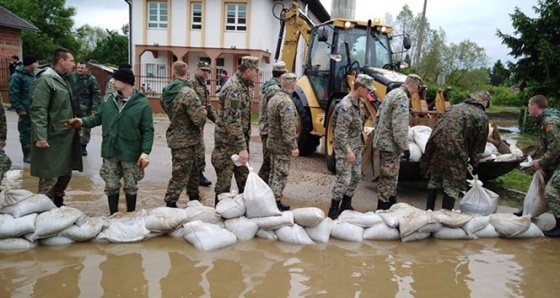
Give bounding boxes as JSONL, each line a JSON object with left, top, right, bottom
{"left": 204, "top": 1, "right": 221, "bottom": 48}
{"left": 170, "top": 0, "right": 187, "bottom": 46}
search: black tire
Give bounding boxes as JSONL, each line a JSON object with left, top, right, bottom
{"left": 325, "top": 100, "right": 337, "bottom": 173}
{"left": 292, "top": 94, "right": 320, "bottom": 156}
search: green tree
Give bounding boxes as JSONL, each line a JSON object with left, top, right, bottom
{"left": 89, "top": 28, "right": 128, "bottom": 66}
{"left": 497, "top": 0, "right": 560, "bottom": 102}
{"left": 490, "top": 59, "right": 510, "bottom": 86}
{"left": 440, "top": 40, "right": 489, "bottom": 88}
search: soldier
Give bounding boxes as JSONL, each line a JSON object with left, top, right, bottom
{"left": 68, "top": 61, "right": 102, "bottom": 156}
{"left": 258, "top": 61, "right": 286, "bottom": 183}
{"left": 267, "top": 72, "right": 299, "bottom": 211}
{"left": 105, "top": 63, "right": 133, "bottom": 98}
{"left": 64, "top": 68, "right": 154, "bottom": 214}
{"left": 421, "top": 91, "right": 489, "bottom": 211}
{"left": 9, "top": 55, "right": 21, "bottom": 77}
{"left": 30, "top": 48, "right": 83, "bottom": 207}
{"left": 372, "top": 74, "right": 423, "bottom": 210}
{"left": 211, "top": 56, "right": 260, "bottom": 205}
{"left": 161, "top": 61, "right": 207, "bottom": 207}
{"left": 0, "top": 93, "right": 12, "bottom": 182}
{"left": 189, "top": 61, "right": 217, "bottom": 187}
{"left": 8, "top": 55, "right": 38, "bottom": 163}
{"left": 328, "top": 74, "right": 374, "bottom": 219}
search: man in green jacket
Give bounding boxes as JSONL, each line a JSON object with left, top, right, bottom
{"left": 0, "top": 93, "right": 12, "bottom": 182}
{"left": 8, "top": 55, "right": 38, "bottom": 163}
{"left": 65, "top": 68, "right": 154, "bottom": 215}
{"left": 30, "top": 48, "right": 83, "bottom": 207}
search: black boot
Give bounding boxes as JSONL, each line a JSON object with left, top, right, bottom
{"left": 513, "top": 209, "right": 523, "bottom": 217}
{"left": 126, "top": 194, "right": 137, "bottom": 212}
{"left": 277, "top": 200, "right": 290, "bottom": 211}
{"left": 22, "top": 144, "right": 31, "bottom": 163}
{"left": 442, "top": 193, "right": 456, "bottom": 210}
{"left": 53, "top": 196, "right": 64, "bottom": 207}
{"left": 166, "top": 201, "right": 178, "bottom": 208}
{"left": 544, "top": 217, "right": 560, "bottom": 237}
{"left": 108, "top": 193, "right": 119, "bottom": 215}
{"left": 189, "top": 194, "right": 200, "bottom": 201}
{"left": 328, "top": 199, "right": 341, "bottom": 219}
{"left": 199, "top": 172, "right": 212, "bottom": 187}
{"left": 388, "top": 196, "right": 397, "bottom": 208}
{"left": 214, "top": 194, "right": 219, "bottom": 207}
{"left": 377, "top": 199, "right": 390, "bottom": 211}
{"left": 81, "top": 144, "right": 88, "bottom": 156}
{"left": 340, "top": 195, "right": 354, "bottom": 212}
{"left": 426, "top": 189, "right": 437, "bottom": 210}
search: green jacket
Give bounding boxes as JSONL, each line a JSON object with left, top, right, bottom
{"left": 82, "top": 90, "right": 154, "bottom": 162}
{"left": 8, "top": 64, "right": 35, "bottom": 113}
{"left": 30, "top": 67, "right": 83, "bottom": 178}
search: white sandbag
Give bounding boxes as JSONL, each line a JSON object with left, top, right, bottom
{"left": 417, "top": 221, "right": 443, "bottom": 233}
{"left": 522, "top": 170, "right": 549, "bottom": 218}
{"left": 243, "top": 165, "right": 281, "bottom": 218}
{"left": 216, "top": 196, "right": 246, "bottom": 219}
{"left": 510, "top": 145, "right": 523, "bottom": 159}
{"left": 224, "top": 217, "right": 259, "bottom": 241}
{"left": 412, "top": 125, "right": 432, "bottom": 153}
{"left": 495, "top": 154, "right": 516, "bottom": 162}
{"left": 480, "top": 154, "right": 497, "bottom": 162}
{"left": 0, "top": 189, "right": 34, "bottom": 208}
{"left": 362, "top": 224, "right": 400, "bottom": 241}
{"left": 408, "top": 142, "right": 422, "bottom": 162}
{"left": 292, "top": 207, "right": 325, "bottom": 227}
{"left": 183, "top": 220, "right": 237, "bottom": 251}
{"left": 184, "top": 206, "right": 222, "bottom": 224}
{"left": 331, "top": 222, "right": 363, "bottom": 242}
{"left": 31, "top": 206, "right": 86, "bottom": 241}
{"left": 256, "top": 229, "right": 277, "bottom": 240}
{"left": 433, "top": 227, "right": 470, "bottom": 240}
{"left": 481, "top": 142, "right": 498, "bottom": 158}
{"left": 60, "top": 217, "right": 104, "bottom": 241}
{"left": 433, "top": 209, "right": 473, "bottom": 228}
{"left": 305, "top": 217, "right": 333, "bottom": 243}
{"left": 489, "top": 213, "right": 531, "bottom": 238}
{"left": 377, "top": 211, "right": 401, "bottom": 228}
{"left": 168, "top": 227, "right": 185, "bottom": 238}
{"left": 276, "top": 224, "right": 315, "bottom": 245}
{"left": 338, "top": 211, "right": 383, "bottom": 228}
{"left": 97, "top": 211, "right": 150, "bottom": 243}
{"left": 474, "top": 223, "right": 500, "bottom": 238}
{"left": 401, "top": 231, "right": 430, "bottom": 242}
{"left": 397, "top": 206, "right": 436, "bottom": 237}
{"left": 0, "top": 238, "right": 38, "bottom": 250}
{"left": 144, "top": 207, "right": 188, "bottom": 232}
{"left": 0, "top": 213, "right": 37, "bottom": 238}
{"left": 0, "top": 194, "right": 56, "bottom": 218}
{"left": 407, "top": 126, "right": 414, "bottom": 142}
{"left": 250, "top": 211, "right": 294, "bottom": 230}
{"left": 460, "top": 177, "right": 499, "bottom": 216}
{"left": 461, "top": 216, "right": 490, "bottom": 239}
{"left": 40, "top": 235, "right": 75, "bottom": 246}
{"left": 511, "top": 223, "right": 544, "bottom": 238}
{"left": 146, "top": 232, "right": 164, "bottom": 239}
{"left": 186, "top": 200, "right": 203, "bottom": 208}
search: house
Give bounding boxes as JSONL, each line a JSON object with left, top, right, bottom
{"left": 0, "top": 5, "right": 38, "bottom": 103}
{"left": 125, "top": 0, "right": 329, "bottom": 113}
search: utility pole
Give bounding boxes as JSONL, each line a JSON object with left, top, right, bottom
{"left": 415, "top": 0, "right": 428, "bottom": 73}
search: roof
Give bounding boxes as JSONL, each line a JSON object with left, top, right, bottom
{"left": 87, "top": 62, "right": 117, "bottom": 74}
{"left": 0, "top": 6, "right": 38, "bottom": 31}
{"left": 302, "top": 0, "right": 330, "bottom": 23}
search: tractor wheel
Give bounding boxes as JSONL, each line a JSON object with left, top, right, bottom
{"left": 325, "top": 100, "right": 337, "bottom": 173}
{"left": 293, "top": 94, "right": 320, "bottom": 156}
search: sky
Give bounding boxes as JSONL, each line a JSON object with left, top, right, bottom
{"left": 66, "top": 0, "right": 539, "bottom": 65}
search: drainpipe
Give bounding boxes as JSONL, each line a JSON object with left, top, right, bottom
{"left": 124, "top": 0, "right": 132, "bottom": 64}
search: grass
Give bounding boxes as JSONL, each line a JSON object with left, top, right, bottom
{"left": 251, "top": 112, "right": 259, "bottom": 123}
{"left": 485, "top": 169, "right": 532, "bottom": 208}
{"left": 486, "top": 105, "right": 523, "bottom": 114}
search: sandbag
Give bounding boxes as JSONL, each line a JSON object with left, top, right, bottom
{"left": 489, "top": 213, "right": 531, "bottom": 238}
{"left": 417, "top": 221, "right": 443, "bottom": 233}
{"left": 397, "top": 205, "right": 436, "bottom": 237}
{"left": 0, "top": 194, "right": 56, "bottom": 218}
{"left": 522, "top": 170, "right": 549, "bottom": 218}
{"left": 0, "top": 213, "right": 37, "bottom": 239}
{"left": 511, "top": 223, "right": 544, "bottom": 238}
{"left": 412, "top": 125, "right": 432, "bottom": 153}
{"left": 97, "top": 211, "right": 150, "bottom": 243}
{"left": 338, "top": 210, "right": 383, "bottom": 228}
{"left": 0, "top": 238, "right": 38, "bottom": 250}
{"left": 60, "top": 217, "right": 105, "bottom": 241}
{"left": 144, "top": 207, "right": 188, "bottom": 232}
{"left": 432, "top": 227, "right": 470, "bottom": 240}
{"left": 256, "top": 229, "right": 277, "bottom": 240}
{"left": 243, "top": 165, "right": 281, "bottom": 218}
{"left": 292, "top": 207, "right": 325, "bottom": 227}
{"left": 362, "top": 224, "right": 400, "bottom": 241}
{"left": 408, "top": 142, "right": 422, "bottom": 162}
{"left": 224, "top": 217, "right": 259, "bottom": 241}
{"left": 461, "top": 216, "right": 490, "bottom": 239}
{"left": 0, "top": 189, "right": 34, "bottom": 209}
{"left": 276, "top": 224, "right": 315, "bottom": 245}
{"left": 250, "top": 211, "right": 294, "bottom": 230}
{"left": 216, "top": 195, "right": 246, "bottom": 219}
{"left": 401, "top": 231, "right": 430, "bottom": 242}
{"left": 482, "top": 142, "right": 498, "bottom": 158}
{"left": 331, "top": 222, "right": 363, "bottom": 242}
{"left": 183, "top": 220, "right": 237, "bottom": 251}
{"left": 30, "top": 206, "right": 86, "bottom": 241}
{"left": 474, "top": 224, "right": 500, "bottom": 238}
{"left": 433, "top": 209, "right": 473, "bottom": 228}
{"left": 184, "top": 205, "right": 222, "bottom": 224}
{"left": 377, "top": 210, "right": 401, "bottom": 228}
{"left": 459, "top": 177, "right": 499, "bottom": 216}
{"left": 305, "top": 217, "right": 333, "bottom": 243}
{"left": 168, "top": 227, "right": 185, "bottom": 238}
{"left": 40, "top": 235, "right": 75, "bottom": 246}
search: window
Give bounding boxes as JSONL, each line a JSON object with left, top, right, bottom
{"left": 225, "top": 3, "right": 246, "bottom": 31}
{"left": 191, "top": 3, "right": 202, "bottom": 30}
{"left": 216, "top": 58, "right": 224, "bottom": 67}
{"left": 148, "top": 2, "right": 168, "bottom": 29}
{"left": 145, "top": 63, "right": 167, "bottom": 77}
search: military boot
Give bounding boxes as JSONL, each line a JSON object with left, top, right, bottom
{"left": 513, "top": 209, "right": 523, "bottom": 217}
{"left": 108, "top": 193, "right": 119, "bottom": 215}
{"left": 126, "top": 194, "right": 137, "bottom": 212}
{"left": 81, "top": 144, "right": 88, "bottom": 156}
{"left": 166, "top": 201, "right": 178, "bottom": 208}
{"left": 442, "top": 193, "right": 456, "bottom": 210}
{"left": 377, "top": 199, "right": 390, "bottom": 211}
{"left": 21, "top": 144, "right": 31, "bottom": 163}
{"left": 53, "top": 196, "right": 65, "bottom": 208}
{"left": 340, "top": 195, "right": 354, "bottom": 212}
{"left": 426, "top": 189, "right": 438, "bottom": 210}
{"left": 328, "top": 199, "right": 341, "bottom": 220}
{"left": 388, "top": 196, "right": 397, "bottom": 208}
{"left": 199, "top": 172, "right": 212, "bottom": 187}
{"left": 277, "top": 200, "right": 290, "bottom": 211}
{"left": 214, "top": 194, "right": 220, "bottom": 207}
{"left": 544, "top": 217, "right": 560, "bottom": 237}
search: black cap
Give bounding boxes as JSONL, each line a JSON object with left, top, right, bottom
{"left": 119, "top": 63, "right": 132, "bottom": 70}
{"left": 113, "top": 68, "right": 135, "bottom": 86}
{"left": 23, "top": 55, "right": 38, "bottom": 66}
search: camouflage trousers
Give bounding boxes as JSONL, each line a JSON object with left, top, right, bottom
{"left": 197, "top": 132, "right": 206, "bottom": 173}
{"left": 18, "top": 114, "right": 31, "bottom": 145}
{"left": 257, "top": 134, "right": 271, "bottom": 184}
{"left": 428, "top": 171, "right": 460, "bottom": 199}
{"left": 164, "top": 147, "right": 200, "bottom": 203}
{"left": 332, "top": 151, "right": 362, "bottom": 201}
{"left": 80, "top": 110, "right": 93, "bottom": 145}
{"left": 0, "top": 149, "right": 12, "bottom": 182}
{"left": 545, "top": 168, "right": 560, "bottom": 216}
{"left": 378, "top": 151, "right": 401, "bottom": 202}
{"left": 269, "top": 154, "right": 291, "bottom": 199}
{"left": 38, "top": 175, "right": 72, "bottom": 199}
{"left": 211, "top": 144, "right": 249, "bottom": 195}
{"left": 99, "top": 158, "right": 144, "bottom": 196}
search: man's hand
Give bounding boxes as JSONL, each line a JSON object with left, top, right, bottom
{"left": 0, "top": 141, "right": 5, "bottom": 148}
{"left": 137, "top": 154, "right": 150, "bottom": 171}
{"left": 36, "top": 141, "right": 49, "bottom": 148}
{"left": 63, "top": 118, "right": 82, "bottom": 130}
{"left": 533, "top": 159, "right": 541, "bottom": 170}
{"left": 291, "top": 149, "right": 299, "bottom": 157}
{"left": 238, "top": 150, "right": 249, "bottom": 165}
{"left": 17, "top": 111, "right": 27, "bottom": 116}
{"left": 345, "top": 151, "right": 356, "bottom": 164}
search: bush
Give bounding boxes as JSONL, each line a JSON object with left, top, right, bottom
{"left": 488, "top": 86, "right": 522, "bottom": 106}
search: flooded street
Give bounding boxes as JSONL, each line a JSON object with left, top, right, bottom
{"left": 1, "top": 110, "right": 560, "bottom": 297}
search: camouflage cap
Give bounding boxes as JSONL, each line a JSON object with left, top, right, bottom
{"left": 355, "top": 74, "right": 376, "bottom": 92}
{"left": 477, "top": 91, "right": 491, "bottom": 101}
{"left": 197, "top": 61, "right": 211, "bottom": 71}
{"left": 407, "top": 74, "right": 424, "bottom": 86}
{"left": 241, "top": 56, "right": 260, "bottom": 70}
{"left": 281, "top": 72, "right": 297, "bottom": 84}
{"left": 273, "top": 61, "right": 287, "bottom": 72}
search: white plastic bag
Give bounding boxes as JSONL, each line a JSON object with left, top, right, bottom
{"left": 459, "top": 174, "right": 498, "bottom": 216}
{"left": 522, "top": 170, "right": 549, "bottom": 218}
{"left": 243, "top": 164, "right": 281, "bottom": 218}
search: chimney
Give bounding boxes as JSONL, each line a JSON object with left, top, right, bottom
{"left": 330, "top": 0, "right": 356, "bottom": 19}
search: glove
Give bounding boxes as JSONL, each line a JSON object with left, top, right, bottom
{"left": 402, "top": 150, "right": 410, "bottom": 161}
{"left": 137, "top": 153, "right": 150, "bottom": 171}
{"left": 63, "top": 118, "right": 82, "bottom": 130}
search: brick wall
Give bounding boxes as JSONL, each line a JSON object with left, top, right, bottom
{"left": 0, "top": 27, "right": 22, "bottom": 103}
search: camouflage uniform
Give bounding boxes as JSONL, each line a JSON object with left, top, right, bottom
{"left": 211, "top": 56, "right": 259, "bottom": 195}
{"left": 267, "top": 89, "right": 298, "bottom": 199}
{"left": 8, "top": 64, "right": 34, "bottom": 147}
{"left": 534, "top": 109, "right": 560, "bottom": 215}
{"left": 105, "top": 78, "right": 115, "bottom": 99}
{"left": 100, "top": 158, "right": 144, "bottom": 195}
{"left": 421, "top": 95, "right": 489, "bottom": 199}
{"left": 258, "top": 79, "right": 282, "bottom": 183}
{"left": 162, "top": 83, "right": 207, "bottom": 203}
{"left": 68, "top": 71, "right": 101, "bottom": 145}
{"left": 0, "top": 94, "right": 12, "bottom": 182}
{"left": 331, "top": 93, "right": 365, "bottom": 201}
{"left": 372, "top": 86, "right": 411, "bottom": 202}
